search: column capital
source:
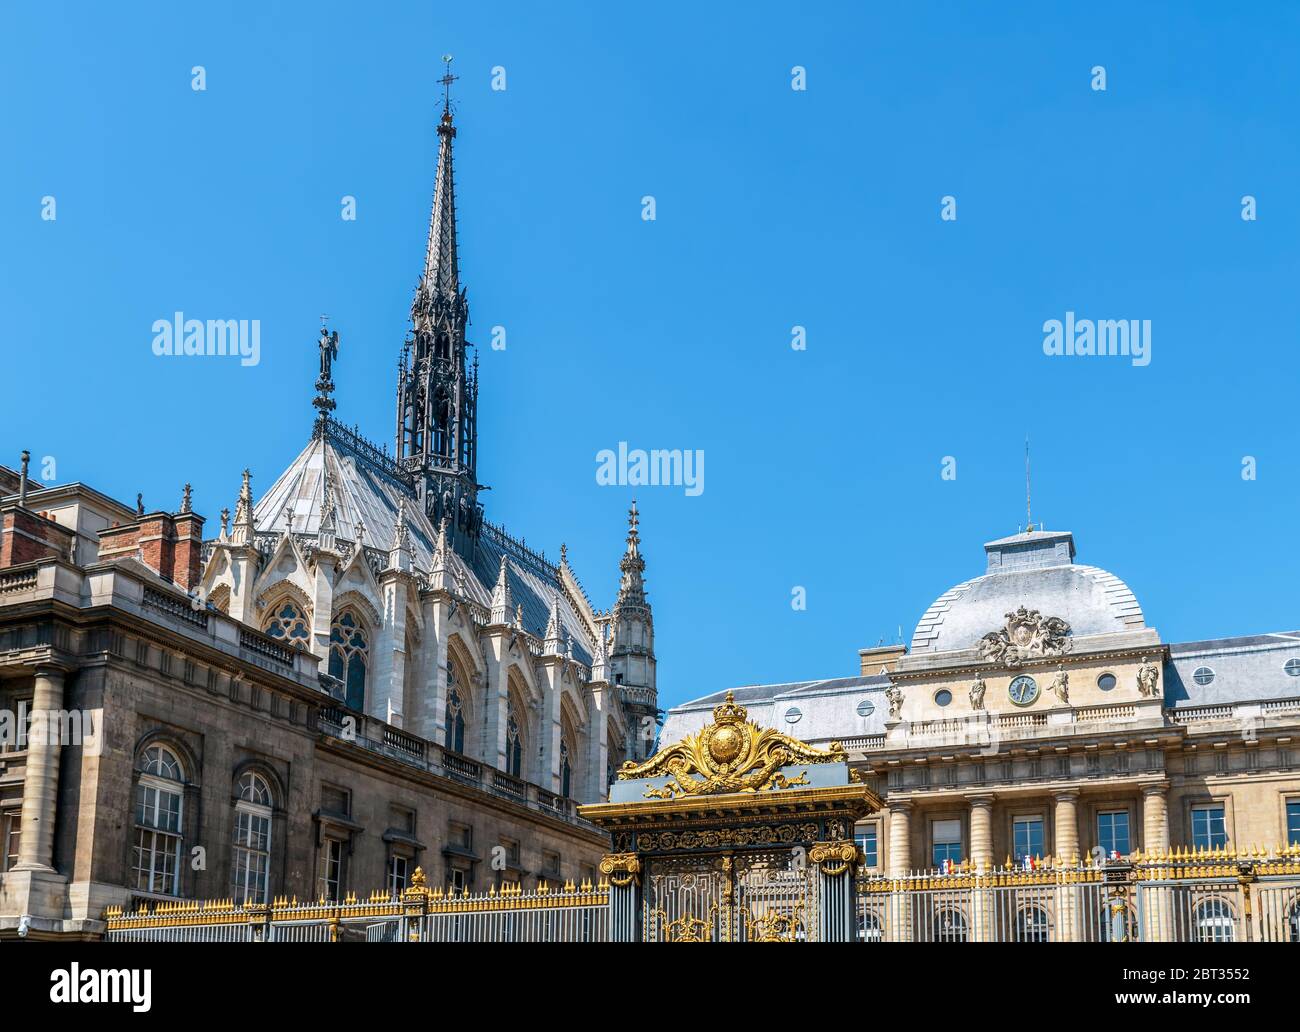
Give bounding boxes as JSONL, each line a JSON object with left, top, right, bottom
{"left": 967, "top": 794, "right": 995, "bottom": 809}
{"left": 1053, "top": 789, "right": 1080, "bottom": 803}
{"left": 1141, "top": 783, "right": 1169, "bottom": 799}
{"left": 885, "top": 797, "right": 913, "bottom": 814}
{"left": 32, "top": 663, "right": 70, "bottom": 681}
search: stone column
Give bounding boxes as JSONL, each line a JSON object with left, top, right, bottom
{"left": 1141, "top": 784, "right": 1172, "bottom": 943}
{"left": 1053, "top": 791, "right": 1081, "bottom": 942}
{"left": 887, "top": 802, "right": 913, "bottom": 876}
{"left": 1054, "top": 791, "right": 1080, "bottom": 864}
{"left": 14, "top": 667, "right": 65, "bottom": 872}
{"left": 886, "top": 803, "right": 913, "bottom": 942}
{"left": 1142, "top": 784, "right": 1169, "bottom": 852}
{"left": 969, "top": 795, "right": 994, "bottom": 873}
{"left": 968, "top": 795, "right": 996, "bottom": 942}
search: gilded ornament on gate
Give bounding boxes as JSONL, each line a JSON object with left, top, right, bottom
{"left": 810, "top": 841, "right": 861, "bottom": 876}
{"left": 598, "top": 852, "right": 641, "bottom": 887}
{"left": 621, "top": 690, "right": 847, "bottom": 798}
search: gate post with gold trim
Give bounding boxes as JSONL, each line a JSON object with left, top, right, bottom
{"left": 599, "top": 852, "right": 642, "bottom": 942}
{"left": 811, "top": 841, "right": 863, "bottom": 942}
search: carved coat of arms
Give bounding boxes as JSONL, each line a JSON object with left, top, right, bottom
{"left": 977, "top": 606, "right": 1072, "bottom": 668}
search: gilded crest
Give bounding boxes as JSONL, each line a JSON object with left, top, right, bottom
{"left": 618, "top": 691, "right": 846, "bottom": 798}
{"left": 978, "top": 606, "right": 1071, "bottom": 668}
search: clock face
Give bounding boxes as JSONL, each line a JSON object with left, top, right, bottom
{"left": 1007, "top": 675, "right": 1039, "bottom": 707}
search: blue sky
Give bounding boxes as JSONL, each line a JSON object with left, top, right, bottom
{"left": 2, "top": 2, "right": 1298, "bottom": 711}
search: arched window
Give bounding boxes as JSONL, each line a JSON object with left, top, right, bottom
{"left": 231, "top": 771, "right": 273, "bottom": 905}
{"left": 264, "top": 601, "right": 309, "bottom": 645}
{"left": 133, "top": 744, "right": 185, "bottom": 896}
{"left": 560, "top": 739, "right": 573, "bottom": 799}
{"left": 932, "top": 908, "right": 968, "bottom": 942}
{"left": 506, "top": 708, "right": 523, "bottom": 779}
{"left": 1195, "top": 899, "right": 1235, "bottom": 942}
{"left": 858, "top": 910, "right": 882, "bottom": 942}
{"left": 328, "top": 610, "right": 368, "bottom": 712}
{"left": 445, "top": 686, "right": 466, "bottom": 755}
{"left": 1016, "top": 906, "right": 1051, "bottom": 943}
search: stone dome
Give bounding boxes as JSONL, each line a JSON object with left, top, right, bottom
{"left": 910, "top": 529, "right": 1145, "bottom": 655}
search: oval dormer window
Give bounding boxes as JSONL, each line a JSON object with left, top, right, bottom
{"left": 1285, "top": 658, "right": 1300, "bottom": 677}
{"left": 1192, "top": 666, "right": 1215, "bottom": 686}
{"left": 856, "top": 699, "right": 875, "bottom": 717}
{"left": 784, "top": 707, "right": 802, "bottom": 724}
{"left": 934, "top": 689, "right": 953, "bottom": 707}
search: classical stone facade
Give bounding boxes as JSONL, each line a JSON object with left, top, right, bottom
{"left": 665, "top": 527, "right": 1300, "bottom": 878}
{"left": 0, "top": 93, "right": 655, "bottom": 939}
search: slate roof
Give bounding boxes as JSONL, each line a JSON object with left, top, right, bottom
{"left": 249, "top": 427, "right": 596, "bottom": 664}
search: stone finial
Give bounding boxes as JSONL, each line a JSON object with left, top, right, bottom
{"left": 180, "top": 483, "right": 192, "bottom": 514}
{"left": 136, "top": 492, "right": 145, "bottom": 516}
{"left": 543, "top": 593, "right": 563, "bottom": 655}
{"left": 490, "top": 553, "right": 513, "bottom": 624}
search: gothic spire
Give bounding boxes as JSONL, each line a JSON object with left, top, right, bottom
{"left": 231, "top": 469, "right": 255, "bottom": 545}
{"left": 418, "top": 56, "right": 461, "bottom": 314}
{"left": 490, "top": 553, "right": 513, "bottom": 624}
{"left": 396, "top": 58, "right": 481, "bottom": 562}
{"left": 617, "top": 499, "right": 646, "bottom": 605}
{"left": 544, "top": 593, "right": 563, "bottom": 655}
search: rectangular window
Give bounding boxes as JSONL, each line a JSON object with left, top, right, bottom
{"left": 1097, "top": 810, "right": 1130, "bottom": 857}
{"left": 1286, "top": 800, "right": 1300, "bottom": 847}
{"left": 449, "top": 867, "right": 466, "bottom": 893}
{"left": 931, "top": 818, "right": 962, "bottom": 867}
{"left": 1191, "top": 805, "right": 1227, "bottom": 850}
{"left": 388, "top": 854, "right": 409, "bottom": 895}
{"left": 1013, "top": 816, "right": 1044, "bottom": 863}
{"left": 231, "top": 808, "right": 271, "bottom": 904}
{"left": 2, "top": 810, "right": 20, "bottom": 870}
{"left": 320, "top": 839, "right": 343, "bottom": 901}
{"left": 133, "top": 778, "right": 183, "bottom": 895}
{"left": 855, "top": 824, "right": 879, "bottom": 869}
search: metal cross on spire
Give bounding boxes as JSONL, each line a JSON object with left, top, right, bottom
{"left": 439, "top": 54, "right": 457, "bottom": 117}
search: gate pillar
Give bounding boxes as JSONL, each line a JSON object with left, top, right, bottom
{"left": 599, "top": 852, "right": 642, "bottom": 942}
{"left": 811, "top": 842, "right": 864, "bottom": 942}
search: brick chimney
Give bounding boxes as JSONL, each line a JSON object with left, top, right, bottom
{"left": 98, "top": 488, "right": 206, "bottom": 590}
{"left": 0, "top": 505, "right": 75, "bottom": 567}
{"left": 859, "top": 644, "right": 907, "bottom": 676}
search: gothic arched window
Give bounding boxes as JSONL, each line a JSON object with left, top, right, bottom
{"left": 231, "top": 772, "right": 273, "bottom": 905}
{"left": 329, "top": 610, "right": 369, "bottom": 712}
{"left": 445, "top": 686, "right": 466, "bottom": 755}
{"left": 560, "top": 739, "right": 573, "bottom": 799}
{"left": 506, "top": 708, "right": 523, "bottom": 779}
{"left": 264, "top": 601, "right": 309, "bottom": 645}
{"left": 134, "top": 744, "right": 185, "bottom": 896}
